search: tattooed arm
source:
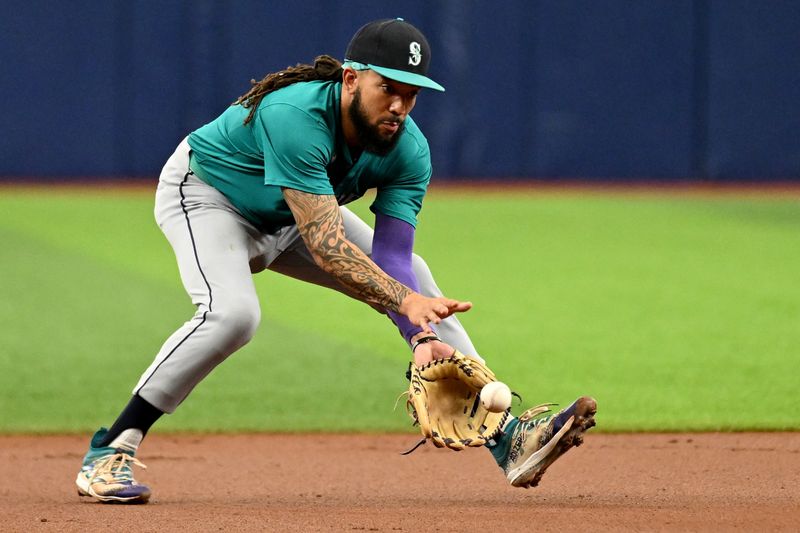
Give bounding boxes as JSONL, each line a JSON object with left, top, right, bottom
{"left": 284, "top": 188, "right": 411, "bottom": 310}
{"left": 282, "top": 188, "right": 471, "bottom": 329}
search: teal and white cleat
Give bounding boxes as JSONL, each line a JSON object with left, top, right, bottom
{"left": 498, "top": 396, "right": 597, "bottom": 488}
{"left": 76, "top": 428, "right": 151, "bottom": 504}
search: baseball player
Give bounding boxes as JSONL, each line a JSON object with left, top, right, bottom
{"left": 76, "top": 18, "right": 596, "bottom": 504}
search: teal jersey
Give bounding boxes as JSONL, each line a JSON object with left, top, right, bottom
{"left": 187, "top": 81, "right": 431, "bottom": 234}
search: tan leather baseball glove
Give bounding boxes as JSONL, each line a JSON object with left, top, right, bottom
{"left": 405, "top": 350, "right": 510, "bottom": 451}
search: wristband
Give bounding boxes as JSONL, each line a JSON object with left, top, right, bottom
{"left": 411, "top": 335, "right": 440, "bottom": 352}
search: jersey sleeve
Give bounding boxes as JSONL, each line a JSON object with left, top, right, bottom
{"left": 370, "top": 140, "right": 432, "bottom": 228}
{"left": 253, "top": 103, "right": 335, "bottom": 195}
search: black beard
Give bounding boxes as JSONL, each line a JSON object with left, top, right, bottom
{"left": 348, "top": 88, "right": 405, "bottom": 156}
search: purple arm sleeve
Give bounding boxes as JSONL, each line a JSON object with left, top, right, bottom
{"left": 371, "top": 213, "right": 426, "bottom": 345}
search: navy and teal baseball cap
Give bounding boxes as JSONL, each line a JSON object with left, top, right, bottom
{"left": 344, "top": 18, "right": 445, "bottom": 92}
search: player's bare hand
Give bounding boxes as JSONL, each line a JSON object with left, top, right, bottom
{"left": 399, "top": 293, "right": 472, "bottom": 331}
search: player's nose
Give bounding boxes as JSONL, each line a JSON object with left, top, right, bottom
{"left": 388, "top": 96, "right": 409, "bottom": 117}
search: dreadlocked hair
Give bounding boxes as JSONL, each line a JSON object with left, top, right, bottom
{"left": 233, "top": 55, "right": 344, "bottom": 125}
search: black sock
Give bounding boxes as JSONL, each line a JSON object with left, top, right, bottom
{"left": 98, "top": 394, "right": 164, "bottom": 447}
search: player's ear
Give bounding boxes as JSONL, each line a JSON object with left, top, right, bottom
{"left": 342, "top": 67, "right": 359, "bottom": 94}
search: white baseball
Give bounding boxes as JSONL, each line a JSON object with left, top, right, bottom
{"left": 480, "top": 381, "right": 512, "bottom": 413}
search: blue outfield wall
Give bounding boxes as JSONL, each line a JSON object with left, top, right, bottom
{"left": 1, "top": 0, "right": 799, "bottom": 181}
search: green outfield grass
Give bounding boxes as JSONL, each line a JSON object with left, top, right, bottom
{"left": 1, "top": 186, "right": 798, "bottom": 433}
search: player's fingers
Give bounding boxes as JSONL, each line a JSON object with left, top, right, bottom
{"left": 441, "top": 298, "right": 472, "bottom": 312}
{"left": 450, "top": 300, "right": 472, "bottom": 312}
{"left": 433, "top": 302, "right": 450, "bottom": 316}
{"left": 448, "top": 300, "right": 472, "bottom": 311}
{"left": 433, "top": 300, "right": 471, "bottom": 318}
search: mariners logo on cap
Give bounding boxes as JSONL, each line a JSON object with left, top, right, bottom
{"left": 409, "top": 42, "right": 422, "bottom": 66}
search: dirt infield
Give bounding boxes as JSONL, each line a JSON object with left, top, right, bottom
{"left": 1, "top": 433, "right": 798, "bottom": 532}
